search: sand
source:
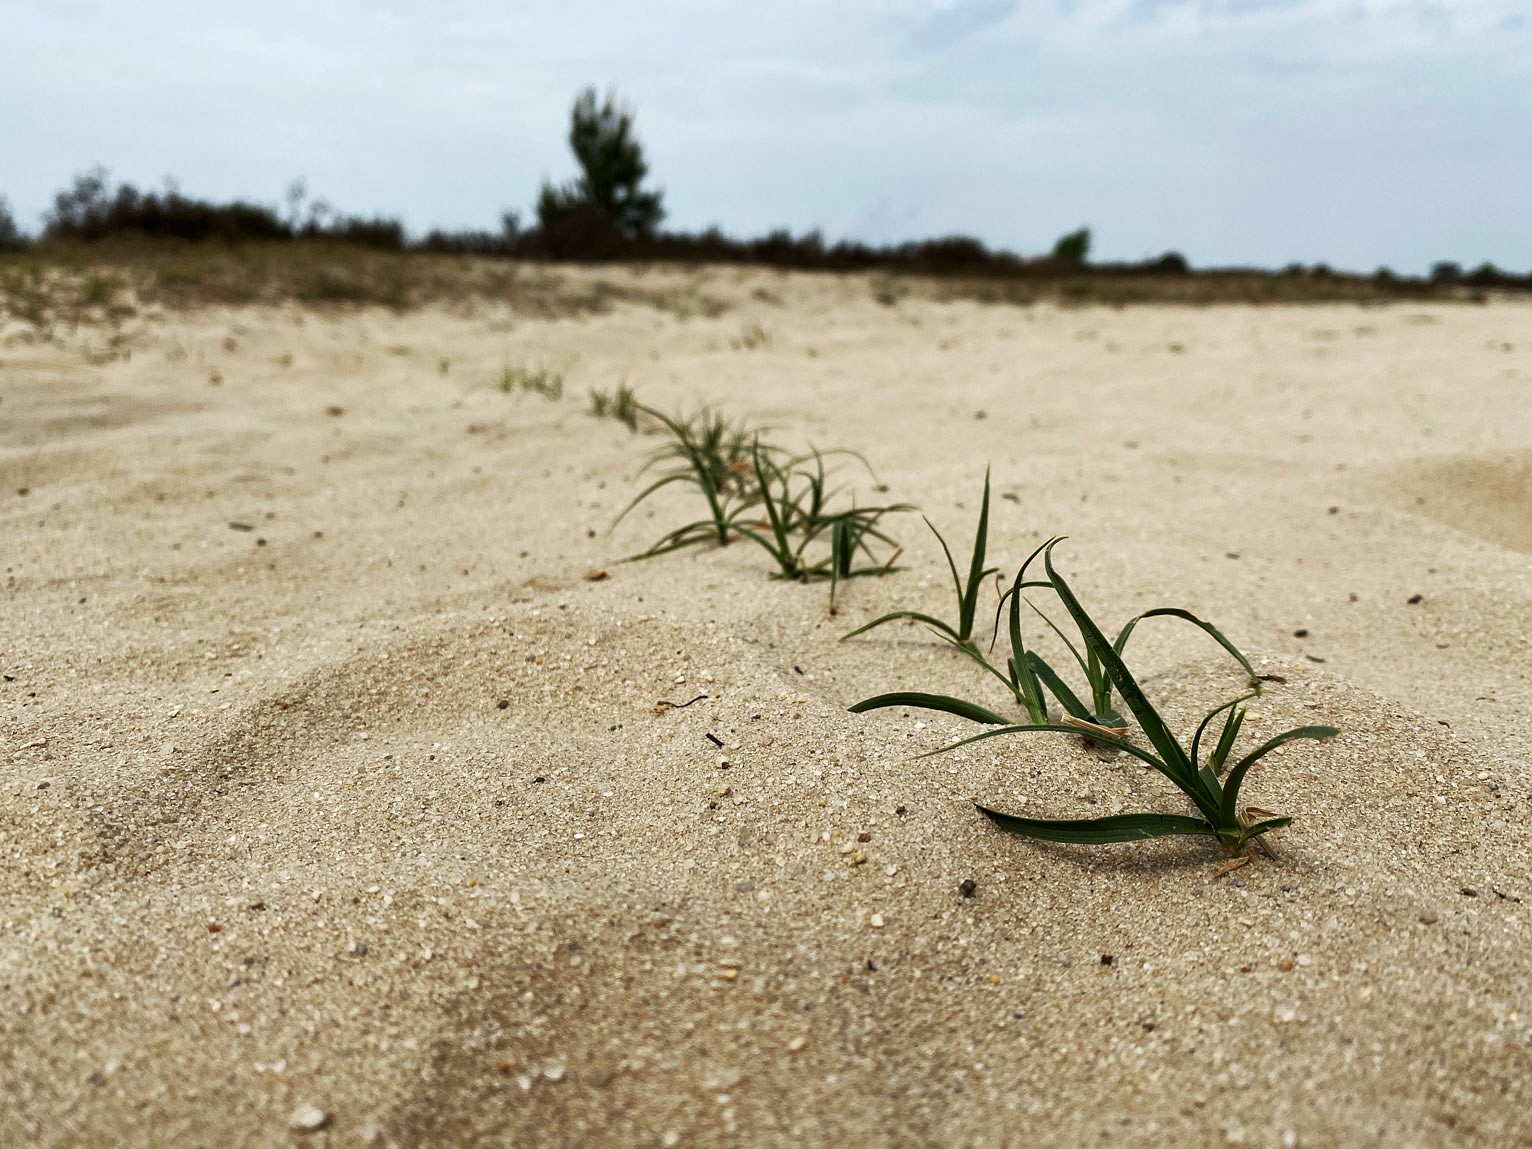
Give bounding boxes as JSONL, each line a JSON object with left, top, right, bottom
{"left": 2, "top": 264, "right": 1530, "bottom": 1147}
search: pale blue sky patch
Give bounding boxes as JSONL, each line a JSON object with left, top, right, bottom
{"left": 1, "top": 0, "right": 1527, "bottom": 271}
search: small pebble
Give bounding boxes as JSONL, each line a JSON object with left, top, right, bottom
{"left": 543, "top": 1063, "right": 566, "bottom": 1082}
{"left": 869, "top": 913, "right": 885, "bottom": 929}
{"left": 288, "top": 1104, "right": 331, "bottom": 1133}
{"left": 958, "top": 878, "right": 977, "bottom": 898}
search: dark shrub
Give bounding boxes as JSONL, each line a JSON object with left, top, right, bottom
{"left": 1051, "top": 227, "right": 1091, "bottom": 265}
{"left": 525, "top": 201, "right": 629, "bottom": 260}
{"left": 1148, "top": 251, "right": 1189, "bottom": 275}
{"left": 0, "top": 196, "right": 25, "bottom": 250}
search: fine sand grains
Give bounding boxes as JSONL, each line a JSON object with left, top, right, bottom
{"left": 2, "top": 270, "right": 1530, "bottom": 1146}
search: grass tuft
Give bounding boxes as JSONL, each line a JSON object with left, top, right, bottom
{"left": 613, "top": 402, "right": 910, "bottom": 609}
{"left": 588, "top": 382, "right": 640, "bottom": 430}
{"left": 499, "top": 364, "right": 564, "bottom": 400}
{"left": 842, "top": 467, "right": 997, "bottom": 656}
{"left": 855, "top": 538, "right": 1338, "bottom": 860}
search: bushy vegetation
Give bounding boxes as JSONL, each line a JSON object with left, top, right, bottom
{"left": 0, "top": 196, "right": 26, "bottom": 251}
{"left": 1, "top": 87, "right": 1524, "bottom": 297}
{"left": 36, "top": 168, "right": 406, "bottom": 249}
{"left": 1051, "top": 227, "right": 1091, "bottom": 266}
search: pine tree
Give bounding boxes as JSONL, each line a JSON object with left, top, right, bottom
{"left": 538, "top": 88, "right": 665, "bottom": 237}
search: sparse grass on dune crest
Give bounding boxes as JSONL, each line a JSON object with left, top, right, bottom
{"left": 0, "top": 243, "right": 735, "bottom": 341}
{"left": 0, "top": 241, "right": 1495, "bottom": 351}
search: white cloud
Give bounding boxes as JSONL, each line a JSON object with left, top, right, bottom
{"left": 0, "top": 0, "right": 1527, "bottom": 269}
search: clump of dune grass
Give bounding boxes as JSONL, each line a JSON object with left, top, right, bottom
{"left": 731, "top": 320, "right": 771, "bottom": 350}
{"left": 855, "top": 538, "right": 1337, "bottom": 862}
{"left": 499, "top": 364, "right": 564, "bottom": 400}
{"left": 613, "top": 403, "right": 764, "bottom": 552}
{"left": 848, "top": 480, "right": 1256, "bottom": 732}
{"left": 613, "top": 401, "right": 909, "bottom": 608}
{"left": 588, "top": 382, "right": 640, "bottom": 430}
{"left": 734, "top": 440, "right": 910, "bottom": 611}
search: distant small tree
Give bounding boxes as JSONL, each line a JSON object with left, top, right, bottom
{"left": 0, "top": 196, "right": 25, "bottom": 250}
{"left": 1051, "top": 226, "right": 1091, "bottom": 266}
{"left": 538, "top": 87, "right": 665, "bottom": 238}
{"left": 45, "top": 167, "right": 115, "bottom": 239}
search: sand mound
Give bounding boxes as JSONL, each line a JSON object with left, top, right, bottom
{"left": 3, "top": 269, "right": 1530, "bottom": 1145}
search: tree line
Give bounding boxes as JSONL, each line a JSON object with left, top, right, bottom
{"left": 0, "top": 87, "right": 1525, "bottom": 289}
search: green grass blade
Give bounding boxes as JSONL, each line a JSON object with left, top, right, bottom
{"left": 1025, "top": 652, "right": 1092, "bottom": 721}
{"left": 1010, "top": 654, "right": 1050, "bottom": 723}
{"left": 1000, "top": 568, "right": 1052, "bottom": 723}
{"left": 1218, "top": 726, "right": 1340, "bottom": 826}
{"left": 1189, "top": 692, "right": 1258, "bottom": 775}
{"left": 611, "top": 472, "right": 692, "bottom": 529}
{"left": 927, "top": 516, "right": 964, "bottom": 620}
{"left": 957, "top": 468, "right": 993, "bottom": 641}
{"left": 847, "top": 692, "right": 1013, "bottom": 726}
{"left": 976, "top": 806, "right": 1215, "bottom": 844}
{"left": 1040, "top": 540, "right": 1203, "bottom": 802}
{"left": 1116, "top": 607, "right": 1259, "bottom": 686}
{"left": 1208, "top": 705, "right": 1248, "bottom": 775}
{"left": 1028, "top": 597, "right": 1091, "bottom": 681}
{"left": 621, "top": 520, "right": 729, "bottom": 561}
{"left": 840, "top": 611, "right": 962, "bottom": 645}
{"left": 750, "top": 440, "right": 797, "bottom": 575}
{"left": 913, "top": 723, "right": 1172, "bottom": 775}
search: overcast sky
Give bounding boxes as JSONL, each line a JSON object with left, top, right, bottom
{"left": 3, "top": 0, "right": 1528, "bottom": 272}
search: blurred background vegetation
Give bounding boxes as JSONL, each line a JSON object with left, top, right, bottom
{"left": 1, "top": 85, "right": 1526, "bottom": 326}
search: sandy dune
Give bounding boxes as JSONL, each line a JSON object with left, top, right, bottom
{"left": 2, "top": 265, "right": 1530, "bottom": 1146}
